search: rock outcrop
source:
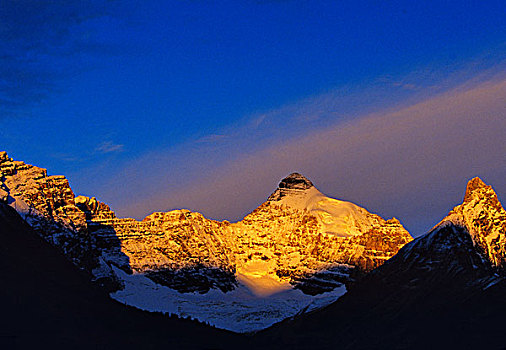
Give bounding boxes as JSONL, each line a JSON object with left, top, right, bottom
{"left": 268, "top": 172, "right": 314, "bottom": 200}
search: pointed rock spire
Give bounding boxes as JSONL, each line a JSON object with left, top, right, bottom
{"left": 0, "top": 151, "right": 9, "bottom": 161}
{"left": 460, "top": 177, "right": 503, "bottom": 217}
{"left": 438, "top": 177, "right": 506, "bottom": 270}
{"left": 464, "top": 177, "right": 488, "bottom": 202}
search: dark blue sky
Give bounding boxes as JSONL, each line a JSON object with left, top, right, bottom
{"left": 1, "top": 1, "right": 505, "bottom": 236}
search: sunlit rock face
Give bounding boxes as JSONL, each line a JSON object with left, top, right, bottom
{"left": 388, "top": 177, "right": 506, "bottom": 287}
{"left": 69, "top": 171, "right": 412, "bottom": 295}
{"left": 0, "top": 152, "right": 91, "bottom": 265}
{"left": 76, "top": 196, "right": 238, "bottom": 293}
{"left": 0, "top": 152, "right": 86, "bottom": 233}
{"left": 432, "top": 177, "right": 506, "bottom": 270}
{"left": 0, "top": 151, "right": 413, "bottom": 331}
{"left": 233, "top": 201, "right": 411, "bottom": 295}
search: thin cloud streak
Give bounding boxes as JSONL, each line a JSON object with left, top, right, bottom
{"left": 95, "top": 141, "right": 124, "bottom": 154}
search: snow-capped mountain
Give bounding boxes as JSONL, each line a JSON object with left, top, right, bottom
{"left": 268, "top": 172, "right": 387, "bottom": 237}
{"left": 256, "top": 177, "right": 506, "bottom": 349}
{"left": 0, "top": 152, "right": 412, "bottom": 332}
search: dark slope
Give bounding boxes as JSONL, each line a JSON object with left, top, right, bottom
{"left": 0, "top": 202, "right": 242, "bottom": 350}
{"left": 254, "top": 222, "right": 506, "bottom": 350}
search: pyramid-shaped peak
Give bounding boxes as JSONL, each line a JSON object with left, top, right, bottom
{"left": 278, "top": 172, "right": 314, "bottom": 190}
{"left": 464, "top": 177, "right": 491, "bottom": 203}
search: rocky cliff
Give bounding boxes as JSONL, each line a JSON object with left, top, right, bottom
{"left": 0, "top": 152, "right": 121, "bottom": 289}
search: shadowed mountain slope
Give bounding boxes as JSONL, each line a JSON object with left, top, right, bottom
{"left": 0, "top": 202, "right": 242, "bottom": 350}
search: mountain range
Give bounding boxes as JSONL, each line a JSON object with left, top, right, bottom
{"left": 0, "top": 151, "right": 411, "bottom": 331}
{"left": 1, "top": 151, "right": 505, "bottom": 349}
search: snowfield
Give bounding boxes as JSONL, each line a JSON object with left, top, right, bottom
{"left": 111, "top": 266, "right": 347, "bottom": 333}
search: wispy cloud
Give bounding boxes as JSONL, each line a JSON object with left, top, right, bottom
{"left": 95, "top": 141, "right": 124, "bottom": 154}
{"left": 50, "top": 152, "right": 80, "bottom": 162}
{"left": 196, "top": 134, "right": 228, "bottom": 143}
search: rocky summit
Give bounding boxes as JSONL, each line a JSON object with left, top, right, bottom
{"left": 0, "top": 151, "right": 413, "bottom": 332}
{"left": 435, "top": 176, "right": 506, "bottom": 270}
{"left": 268, "top": 172, "right": 314, "bottom": 201}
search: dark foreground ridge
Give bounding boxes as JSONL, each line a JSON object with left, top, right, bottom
{"left": 254, "top": 223, "right": 506, "bottom": 349}
{"left": 0, "top": 202, "right": 242, "bottom": 350}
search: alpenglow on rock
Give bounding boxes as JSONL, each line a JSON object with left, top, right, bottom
{"left": 437, "top": 177, "right": 506, "bottom": 270}
{"left": 0, "top": 152, "right": 413, "bottom": 332}
{"left": 0, "top": 151, "right": 120, "bottom": 289}
{"left": 392, "top": 177, "right": 506, "bottom": 280}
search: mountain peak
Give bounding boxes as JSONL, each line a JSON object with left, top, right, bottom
{"left": 438, "top": 177, "right": 506, "bottom": 270}
{"left": 464, "top": 177, "right": 490, "bottom": 203}
{"left": 278, "top": 172, "right": 314, "bottom": 190}
{"left": 267, "top": 173, "right": 314, "bottom": 201}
